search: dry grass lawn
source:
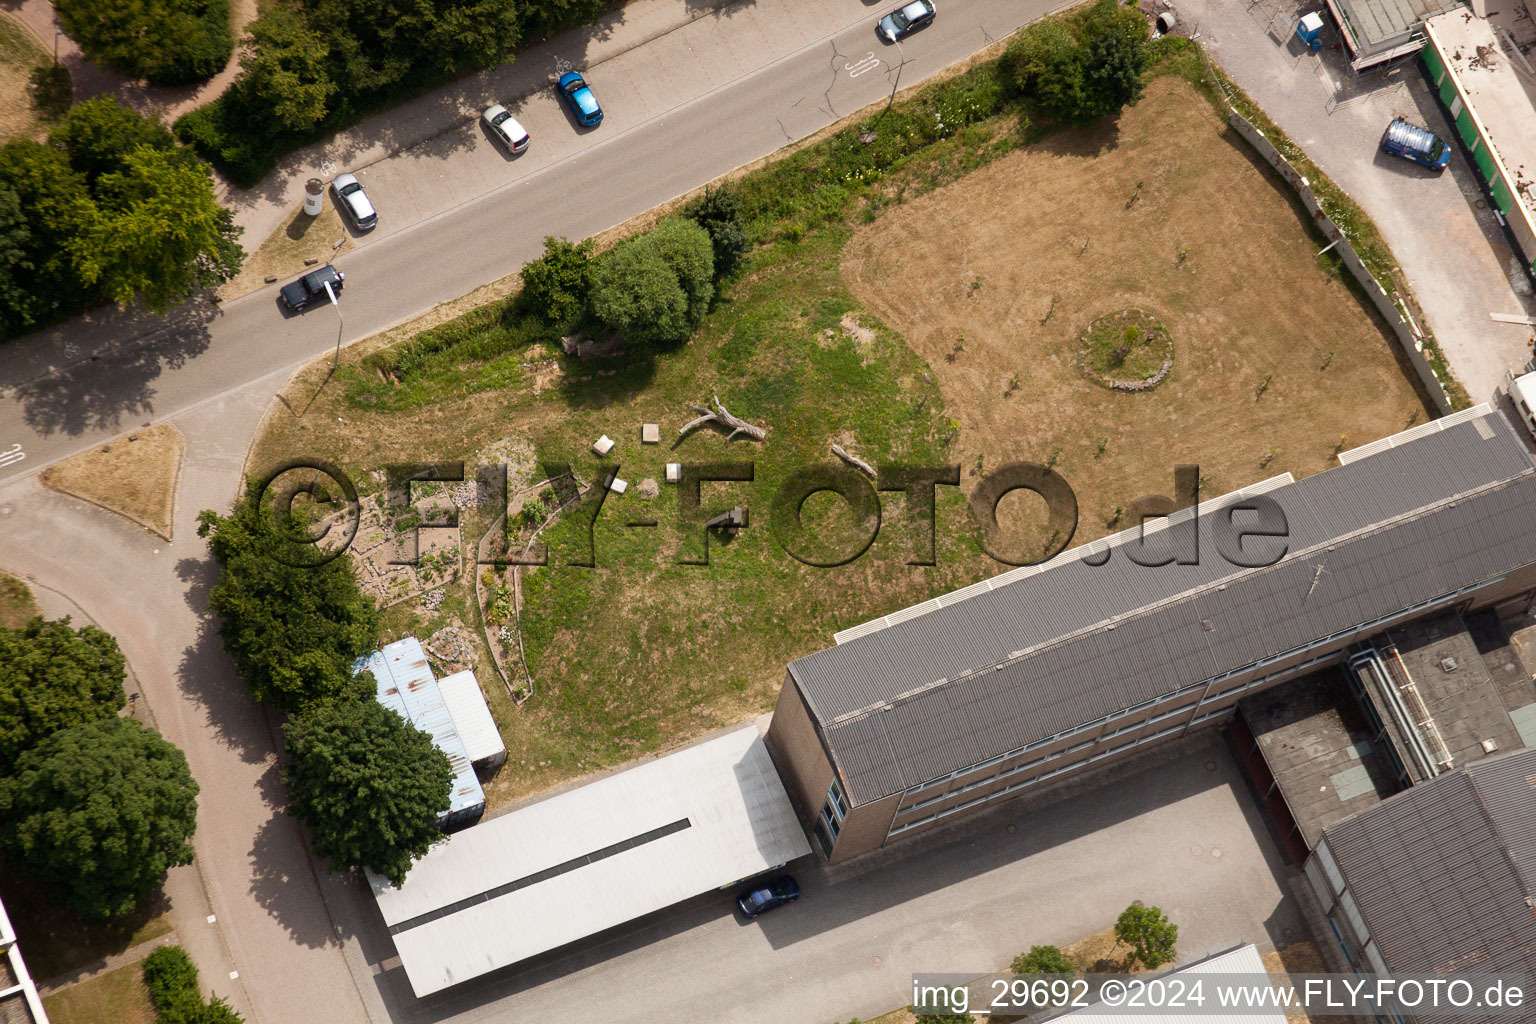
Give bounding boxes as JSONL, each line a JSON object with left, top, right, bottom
{"left": 844, "top": 76, "right": 1429, "bottom": 548}
{"left": 0, "top": 15, "right": 58, "bottom": 144}
{"left": 41, "top": 961, "right": 156, "bottom": 1024}
{"left": 0, "top": 571, "right": 40, "bottom": 629}
{"left": 220, "top": 200, "right": 356, "bottom": 300}
{"left": 40, "top": 424, "right": 184, "bottom": 540}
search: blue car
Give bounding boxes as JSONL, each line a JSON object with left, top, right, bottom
{"left": 558, "top": 71, "right": 603, "bottom": 128}
{"left": 737, "top": 875, "right": 799, "bottom": 918}
{"left": 1380, "top": 117, "right": 1450, "bottom": 171}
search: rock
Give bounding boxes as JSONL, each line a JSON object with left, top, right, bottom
{"left": 637, "top": 478, "right": 659, "bottom": 498}
{"left": 560, "top": 334, "right": 580, "bottom": 355}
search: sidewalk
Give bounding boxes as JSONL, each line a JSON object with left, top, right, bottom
{"left": 37, "top": 932, "right": 179, "bottom": 995}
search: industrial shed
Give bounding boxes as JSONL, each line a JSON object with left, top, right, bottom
{"left": 370, "top": 725, "right": 810, "bottom": 997}
{"left": 360, "top": 638, "right": 486, "bottom": 831}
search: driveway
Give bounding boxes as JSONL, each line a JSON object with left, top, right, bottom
{"left": 324, "top": 734, "right": 1303, "bottom": 1024}
{"left": 0, "top": 0, "right": 1067, "bottom": 487}
{"left": 1174, "top": 0, "right": 1536, "bottom": 403}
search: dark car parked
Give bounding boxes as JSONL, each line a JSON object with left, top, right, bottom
{"left": 878, "top": 0, "right": 936, "bottom": 42}
{"left": 736, "top": 875, "right": 799, "bottom": 918}
{"left": 280, "top": 264, "right": 344, "bottom": 312}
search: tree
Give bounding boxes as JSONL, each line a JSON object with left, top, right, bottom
{"left": 1080, "top": 0, "right": 1151, "bottom": 121}
{"left": 589, "top": 234, "right": 693, "bottom": 347}
{"left": 0, "top": 183, "right": 32, "bottom": 338}
{"left": 647, "top": 218, "right": 715, "bottom": 324}
{"left": 0, "top": 140, "right": 95, "bottom": 335}
{"left": 0, "top": 616, "right": 126, "bottom": 771}
{"left": 1011, "top": 945, "right": 1075, "bottom": 975}
{"left": 0, "top": 718, "right": 198, "bottom": 920}
{"left": 52, "top": 97, "right": 176, "bottom": 184}
{"left": 283, "top": 700, "right": 453, "bottom": 885}
{"left": 1002, "top": 20, "right": 1088, "bottom": 122}
{"left": 520, "top": 235, "right": 594, "bottom": 325}
{"left": 198, "top": 497, "right": 381, "bottom": 713}
{"left": 1115, "top": 902, "right": 1178, "bottom": 969}
{"left": 683, "top": 185, "right": 751, "bottom": 279}
{"left": 74, "top": 145, "right": 244, "bottom": 312}
{"left": 519, "top": 0, "right": 608, "bottom": 40}
{"left": 237, "top": 9, "right": 336, "bottom": 133}
{"left": 54, "top": 0, "right": 233, "bottom": 86}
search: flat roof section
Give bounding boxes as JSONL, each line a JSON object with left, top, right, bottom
{"left": 1058, "top": 944, "right": 1289, "bottom": 1023}
{"left": 1240, "top": 669, "right": 1405, "bottom": 848}
{"left": 1427, "top": 3, "right": 1536, "bottom": 225}
{"left": 370, "top": 725, "right": 810, "bottom": 997}
{"left": 435, "top": 670, "right": 504, "bottom": 765}
{"left": 1331, "top": 0, "right": 1459, "bottom": 59}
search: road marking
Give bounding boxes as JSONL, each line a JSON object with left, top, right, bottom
{"left": 0, "top": 444, "right": 24, "bottom": 469}
{"left": 846, "top": 53, "right": 881, "bottom": 77}
{"left": 554, "top": 56, "right": 573, "bottom": 75}
{"left": 63, "top": 341, "right": 79, "bottom": 359}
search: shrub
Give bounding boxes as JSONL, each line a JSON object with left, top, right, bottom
{"left": 683, "top": 185, "right": 751, "bottom": 279}
{"left": 1115, "top": 902, "right": 1178, "bottom": 969}
{"left": 143, "top": 945, "right": 246, "bottom": 1024}
{"left": 1012, "top": 945, "right": 1075, "bottom": 974}
{"left": 588, "top": 219, "right": 714, "bottom": 347}
{"left": 520, "top": 236, "right": 594, "bottom": 325}
{"left": 55, "top": 0, "right": 233, "bottom": 86}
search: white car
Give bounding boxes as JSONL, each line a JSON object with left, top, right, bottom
{"left": 330, "top": 173, "right": 377, "bottom": 231}
{"left": 482, "top": 104, "right": 531, "bottom": 154}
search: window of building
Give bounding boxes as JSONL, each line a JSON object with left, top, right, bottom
{"left": 817, "top": 778, "right": 848, "bottom": 848}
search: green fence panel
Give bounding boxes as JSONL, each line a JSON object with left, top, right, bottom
{"left": 1439, "top": 73, "right": 1459, "bottom": 107}
{"left": 1492, "top": 177, "right": 1515, "bottom": 215}
{"left": 1474, "top": 142, "right": 1499, "bottom": 183}
{"left": 1456, "top": 108, "right": 1480, "bottom": 148}
{"left": 1422, "top": 45, "right": 1446, "bottom": 83}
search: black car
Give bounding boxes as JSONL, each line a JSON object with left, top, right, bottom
{"left": 878, "top": 0, "right": 936, "bottom": 42}
{"left": 280, "top": 265, "right": 344, "bottom": 311}
{"left": 737, "top": 875, "right": 799, "bottom": 918}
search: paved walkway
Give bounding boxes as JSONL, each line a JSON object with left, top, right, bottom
{"left": 1, "top": 0, "right": 257, "bottom": 122}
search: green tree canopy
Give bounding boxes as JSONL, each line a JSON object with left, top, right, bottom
{"left": 0, "top": 718, "right": 198, "bottom": 920}
{"left": 1011, "top": 945, "right": 1075, "bottom": 974}
{"left": 0, "top": 183, "right": 32, "bottom": 338}
{"left": 1002, "top": 19, "right": 1087, "bottom": 122}
{"left": 52, "top": 98, "right": 176, "bottom": 184}
{"left": 55, "top": 0, "right": 233, "bottom": 85}
{"left": 683, "top": 185, "right": 751, "bottom": 279}
{"left": 0, "top": 140, "right": 95, "bottom": 335}
{"left": 75, "top": 145, "right": 244, "bottom": 313}
{"left": 589, "top": 219, "right": 715, "bottom": 346}
{"left": 1115, "top": 902, "right": 1178, "bottom": 969}
{"left": 198, "top": 497, "right": 381, "bottom": 714}
{"left": 283, "top": 699, "right": 453, "bottom": 885}
{"left": 0, "top": 617, "right": 126, "bottom": 771}
{"left": 1081, "top": 0, "right": 1151, "bottom": 121}
{"left": 520, "top": 235, "right": 594, "bottom": 325}
{"left": 237, "top": 9, "right": 336, "bottom": 134}
{"left": 143, "top": 945, "right": 246, "bottom": 1024}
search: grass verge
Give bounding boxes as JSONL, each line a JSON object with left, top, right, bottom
{"left": 0, "top": 571, "right": 40, "bottom": 629}
{"left": 40, "top": 424, "right": 184, "bottom": 540}
{"left": 41, "top": 961, "right": 157, "bottom": 1024}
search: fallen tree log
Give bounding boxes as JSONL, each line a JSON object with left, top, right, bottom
{"left": 678, "top": 394, "right": 768, "bottom": 442}
{"left": 831, "top": 443, "right": 876, "bottom": 479}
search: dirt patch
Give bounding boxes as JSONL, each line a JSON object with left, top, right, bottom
{"left": 40, "top": 424, "right": 184, "bottom": 540}
{"left": 843, "top": 76, "right": 1429, "bottom": 549}
{"left": 0, "top": 571, "right": 40, "bottom": 629}
{"left": 220, "top": 200, "right": 355, "bottom": 300}
{"left": 0, "top": 15, "right": 60, "bottom": 144}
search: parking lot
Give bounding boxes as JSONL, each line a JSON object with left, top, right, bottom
{"left": 1170, "top": 0, "right": 1536, "bottom": 402}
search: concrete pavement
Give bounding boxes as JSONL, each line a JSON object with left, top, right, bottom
{"left": 1177, "top": 0, "right": 1536, "bottom": 403}
{"left": 0, "top": 0, "right": 1064, "bottom": 485}
{"left": 328, "top": 732, "right": 1301, "bottom": 1024}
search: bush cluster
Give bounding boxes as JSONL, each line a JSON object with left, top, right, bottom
{"left": 1001, "top": 0, "right": 1151, "bottom": 124}
{"left": 177, "top": 0, "right": 608, "bottom": 186}
{"left": 56, "top": 0, "right": 233, "bottom": 86}
{"left": 142, "top": 945, "right": 245, "bottom": 1024}
{"left": 0, "top": 97, "right": 243, "bottom": 341}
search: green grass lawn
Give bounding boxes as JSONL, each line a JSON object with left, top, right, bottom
{"left": 0, "top": 571, "right": 40, "bottom": 629}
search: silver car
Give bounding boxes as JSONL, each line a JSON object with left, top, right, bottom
{"left": 330, "top": 173, "right": 377, "bottom": 231}
{"left": 878, "top": 0, "right": 936, "bottom": 41}
{"left": 482, "top": 104, "right": 531, "bottom": 154}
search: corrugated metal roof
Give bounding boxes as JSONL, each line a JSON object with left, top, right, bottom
{"left": 358, "top": 638, "right": 486, "bottom": 819}
{"left": 1057, "top": 944, "right": 1289, "bottom": 1023}
{"left": 436, "top": 670, "right": 504, "bottom": 764}
{"left": 1322, "top": 747, "right": 1536, "bottom": 1020}
{"left": 790, "top": 411, "right": 1536, "bottom": 805}
{"left": 369, "top": 726, "right": 810, "bottom": 997}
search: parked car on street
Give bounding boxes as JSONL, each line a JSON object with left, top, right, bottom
{"left": 280, "top": 264, "right": 344, "bottom": 312}
{"left": 557, "top": 71, "right": 603, "bottom": 127}
{"left": 878, "top": 0, "right": 936, "bottom": 42}
{"left": 1379, "top": 117, "right": 1450, "bottom": 171}
{"left": 482, "top": 104, "right": 531, "bottom": 153}
{"left": 736, "top": 875, "right": 799, "bottom": 918}
{"left": 330, "top": 173, "right": 377, "bottom": 230}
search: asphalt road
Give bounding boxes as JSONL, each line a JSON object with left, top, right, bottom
{"left": 0, "top": 0, "right": 1063, "bottom": 485}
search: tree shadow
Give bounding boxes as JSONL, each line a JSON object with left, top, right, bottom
{"left": 8, "top": 298, "right": 219, "bottom": 439}
{"left": 246, "top": 791, "right": 348, "bottom": 951}
{"left": 173, "top": 555, "right": 275, "bottom": 766}
{"left": 554, "top": 346, "right": 660, "bottom": 412}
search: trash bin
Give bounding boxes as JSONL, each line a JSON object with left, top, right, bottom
{"left": 303, "top": 177, "right": 324, "bottom": 217}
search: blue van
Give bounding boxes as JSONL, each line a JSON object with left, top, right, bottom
{"left": 1380, "top": 117, "right": 1450, "bottom": 171}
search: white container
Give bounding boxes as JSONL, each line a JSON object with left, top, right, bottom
{"left": 303, "top": 177, "right": 324, "bottom": 216}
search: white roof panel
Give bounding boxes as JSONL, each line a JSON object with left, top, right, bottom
{"left": 371, "top": 725, "right": 810, "bottom": 996}
{"left": 1059, "top": 945, "right": 1288, "bottom": 1023}
{"left": 436, "top": 670, "right": 504, "bottom": 763}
